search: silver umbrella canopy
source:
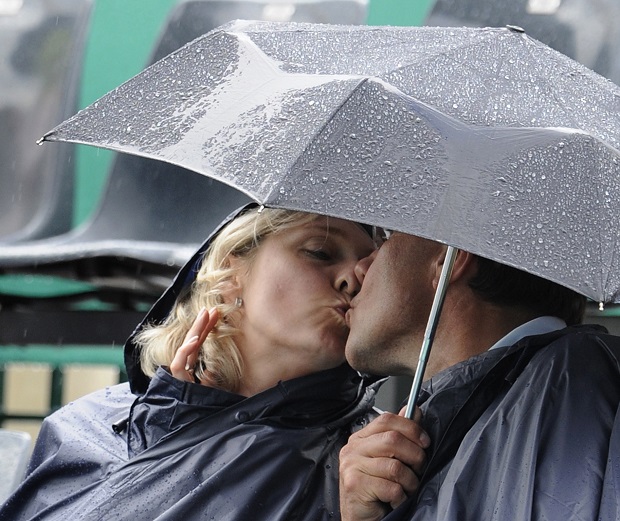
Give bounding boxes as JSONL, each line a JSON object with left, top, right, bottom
{"left": 40, "top": 21, "right": 620, "bottom": 407}
{"left": 40, "top": 21, "right": 620, "bottom": 304}
{"left": 425, "top": 0, "right": 620, "bottom": 85}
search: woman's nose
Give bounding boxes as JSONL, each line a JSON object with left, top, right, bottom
{"left": 336, "top": 266, "right": 360, "bottom": 298}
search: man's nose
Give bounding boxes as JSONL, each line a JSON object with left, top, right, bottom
{"left": 354, "top": 249, "right": 378, "bottom": 286}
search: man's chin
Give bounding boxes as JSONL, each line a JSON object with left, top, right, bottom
{"left": 344, "top": 339, "right": 371, "bottom": 373}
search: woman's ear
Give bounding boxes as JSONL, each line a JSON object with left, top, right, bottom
{"left": 432, "top": 247, "right": 475, "bottom": 289}
{"left": 220, "top": 254, "right": 244, "bottom": 302}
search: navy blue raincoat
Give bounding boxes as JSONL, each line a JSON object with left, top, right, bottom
{"left": 387, "top": 325, "right": 620, "bottom": 521}
{"left": 1, "top": 208, "right": 382, "bottom": 520}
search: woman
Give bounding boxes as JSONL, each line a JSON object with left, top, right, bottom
{"left": 3, "top": 205, "right": 384, "bottom": 521}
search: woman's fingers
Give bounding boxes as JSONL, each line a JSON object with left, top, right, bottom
{"left": 196, "top": 307, "right": 219, "bottom": 346}
{"left": 170, "top": 335, "right": 201, "bottom": 382}
{"left": 170, "top": 307, "right": 219, "bottom": 382}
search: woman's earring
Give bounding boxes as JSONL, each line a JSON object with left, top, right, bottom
{"left": 235, "top": 297, "right": 243, "bottom": 308}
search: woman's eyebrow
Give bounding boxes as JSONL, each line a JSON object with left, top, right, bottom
{"left": 302, "top": 221, "right": 372, "bottom": 244}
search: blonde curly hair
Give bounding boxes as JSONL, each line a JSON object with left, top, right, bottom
{"left": 135, "top": 207, "right": 320, "bottom": 393}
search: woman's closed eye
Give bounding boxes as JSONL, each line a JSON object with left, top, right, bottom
{"left": 304, "top": 248, "right": 332, "bottom": 261}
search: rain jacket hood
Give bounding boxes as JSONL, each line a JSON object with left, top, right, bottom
{"left": 124, "top": 204, "right": 252, "bottom": 395}
{"left": 2, "top": 204, "right": 384, "bottom": 521}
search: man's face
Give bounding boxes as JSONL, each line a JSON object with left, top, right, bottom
{"left": 345, "top": 233, "right": 443, "bottom": 376}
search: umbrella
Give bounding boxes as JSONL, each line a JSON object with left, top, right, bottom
{"left": 39, "top": 21, "right": 620, "bottom": 408}
{"left": 425, "top": 0, "right": 620, "bottom": 85}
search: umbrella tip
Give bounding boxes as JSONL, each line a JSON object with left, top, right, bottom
{"left": 36, "top": 131, "right": 54, "bottom": 146}
{"left": 506, "top": 25, "right": 525, "bottom": 33}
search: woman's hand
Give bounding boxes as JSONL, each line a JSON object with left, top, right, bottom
{"left": 169, "top": 307, "right": 219, "bottom": 383}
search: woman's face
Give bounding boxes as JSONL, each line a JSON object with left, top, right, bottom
{"left": 232, "top": 216, "right": 377, "bottom": 391}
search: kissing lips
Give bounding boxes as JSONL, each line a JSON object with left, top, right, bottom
{"left": 334, "top": 304, "right": 349, "bottom": 320}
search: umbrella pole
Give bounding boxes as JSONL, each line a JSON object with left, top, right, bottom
{"left": 404, "top": 246, "right": 458, "bottom": 419}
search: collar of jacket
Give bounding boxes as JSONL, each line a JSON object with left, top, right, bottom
{"left": 127, "top": 362, "right": 383, "bottom": 456}
{"left": 416, "top": 323, "right": 609, "bottom": 483}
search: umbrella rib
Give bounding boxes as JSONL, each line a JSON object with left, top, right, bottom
{"left": 587, "top": 137, "right": 620, "bottom": 304}
{"left": 597, "top": 168, "right": 618, "bottom": 304}
{"left": 385, "top": 28, "right": 511, "bottom": 78}
{"left": 265, "top": 77, "right": 373, "bottom": 202}
{"left": 605, "top": 241, "right": 619, "bottom": 303}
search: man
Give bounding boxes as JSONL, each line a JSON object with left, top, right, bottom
{"left": 340, "top": 232, "right": 620, "bottom": 521}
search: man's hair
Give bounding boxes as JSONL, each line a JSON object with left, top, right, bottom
{"left": 468, "top": 256, "right": 586, "bottom": 326}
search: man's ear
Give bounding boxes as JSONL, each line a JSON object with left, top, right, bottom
{"left": 432, "top": 247, "right": 475, "bottom": 289}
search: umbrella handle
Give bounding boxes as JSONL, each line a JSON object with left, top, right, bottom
{"left": 404, "top": 246, "right": 458, "bottom": 420}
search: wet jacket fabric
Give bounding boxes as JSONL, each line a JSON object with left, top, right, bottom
{"left": 3, "top": 363, "right": 379, "bottom": 520}
{"left": 386, "top": 324, "right": 620, "bottom": 521}
{"left": 0, "top": 205, "right": 382, "bottom": 520}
